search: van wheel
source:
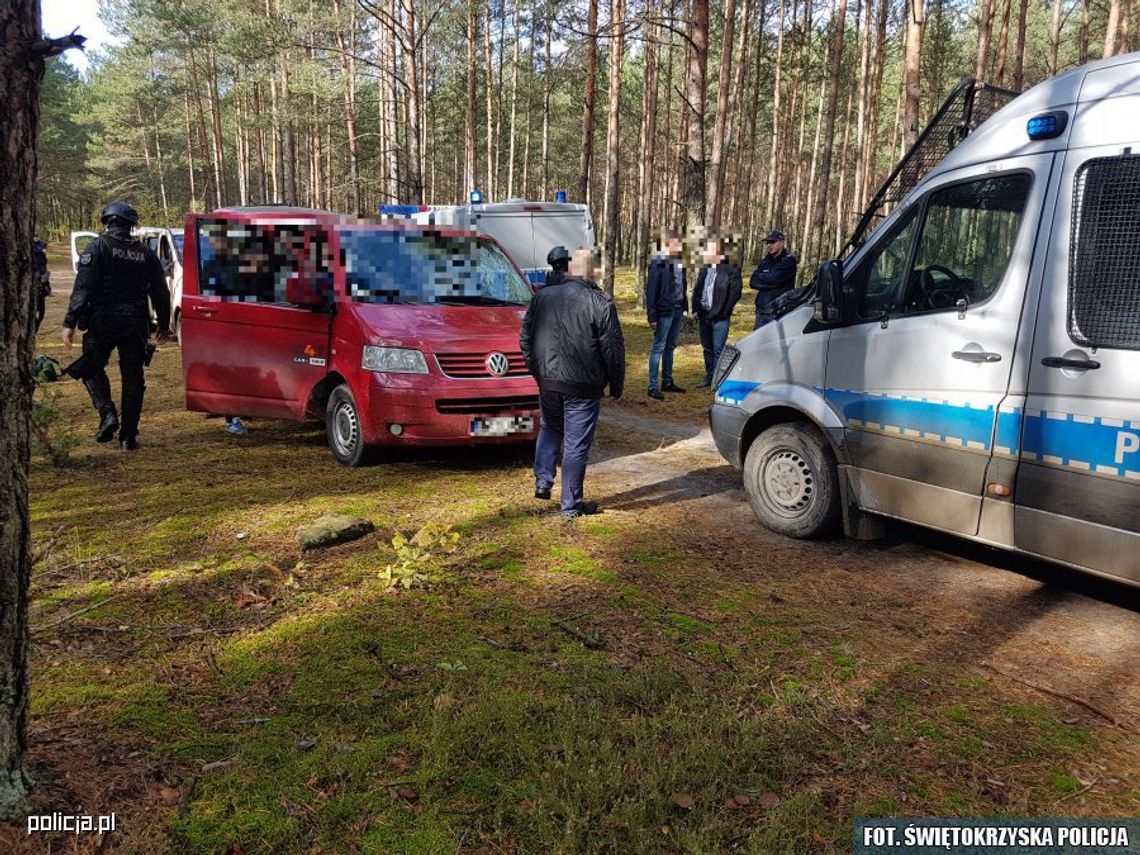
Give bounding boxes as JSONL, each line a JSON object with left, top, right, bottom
{"left": 326, "top": 384, "right": 376, "bottom": 467}
{"left": 743, "top": 423, "right": 840, "bottom": 538}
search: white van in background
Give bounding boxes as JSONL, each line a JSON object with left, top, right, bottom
{"left": 381, "top": 198, "right": 597, "bottom": 285}
{"left": 70, "top": 226, "right": 184, "bottom": 337}
{"left": 710, "top": 52, "right": 1140, "bottom": 588}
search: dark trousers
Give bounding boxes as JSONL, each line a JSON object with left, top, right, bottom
{"left": 698, "top": 315, "right": 730, "bottom": 384}
{"left": 648, "top": 306, "right": 684, "bottom": 392}
{"left": 80, "top": 312, "right": 148, "bottom": 440}
{"left": 534, "top": 391, "right": 601, "bottom": 512}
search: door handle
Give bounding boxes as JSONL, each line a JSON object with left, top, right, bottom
{"left": 191, "top": 305, "right": 217, "bottom": 315}
{"left": 1041, "top": 356, "right": 1100, "bottom": 370}
{"left": 952, "top": 350, "right": 1002, "bottom": 363}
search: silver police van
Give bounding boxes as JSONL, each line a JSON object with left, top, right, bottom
{"left": 710, "top": 52, "right": 1140, "bottom": 587}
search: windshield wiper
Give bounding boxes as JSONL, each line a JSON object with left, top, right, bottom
{"left": 435, "top": 295, "right": 523, "bottom": 306}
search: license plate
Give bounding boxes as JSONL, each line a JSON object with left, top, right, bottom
{"left": 470, "top": 415, "right": 534, "bottom": 436}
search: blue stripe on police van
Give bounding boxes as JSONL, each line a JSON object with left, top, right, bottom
{"left": 715, "top": 380, "right": 760, "bottom": 405}
{"left": 1021, "top": 409, "right": 1140, "bottom": 480}
{"left": 822, "top": 388, "right": 995, "bottom": 453}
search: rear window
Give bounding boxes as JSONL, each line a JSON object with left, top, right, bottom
{"left": 1069, "top": 154, "right": 1140, "bottom": 350}
{"left": 340, "top": 229, "right": 531, "bottom": 306}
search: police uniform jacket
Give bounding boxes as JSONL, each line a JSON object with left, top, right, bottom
{"left": 749, "top": 250, "right": 798, "bottom": 315}
{"left": 65, "top": 229, "right": 171, "bottom": 331}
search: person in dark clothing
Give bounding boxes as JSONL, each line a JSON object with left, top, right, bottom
{"left": 62, "top": 200, "right": 171, "bottom": 451}
{"left": 692, "top": 236, "right": 742, "bottom": 388}
{"left": 645, "top": 231, "right": 687, "bottom": 399}
{"left": 749, "top": 230, "right": 797, "bottom": 329}
{"left": 545, "top": 244, "right": 570, "bottom": 287}
{"left": 520, "top": 248, "right": 625, "bottom": 517}
{"left": 33, "top": 237, "right": 50, "bottom": 330}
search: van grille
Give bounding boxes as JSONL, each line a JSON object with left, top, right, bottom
{"left": 435, "top": 395, "right": 540, "bottom": 415}
{"left": 436, "top": 351, "right": 531, "bottom": 379}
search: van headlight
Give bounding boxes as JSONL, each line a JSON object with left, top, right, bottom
{"left": 712, "top": 344, "right": 740, "bottom": 389}
{"left": 362, "top": 346, "right": 429, "bottom": 374}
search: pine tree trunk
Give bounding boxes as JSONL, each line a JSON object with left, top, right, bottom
{"left": 1049, "top": 0, "right": 1063, "bottom": 74}
{"left": 208, "top": 48, "right": 228, "bottom": 206}
{"left": 976, "top": 0, "right": 994, "bottom": 80}
{"left": 578, "top": 0, "right": 599, "bottom": 204}
{"left": 682, "top": 0, "right": 710, "bottom": 229}
{"left": 726, "top": 0, "right": 751, "bottom": 228}
{"left": 183, "top": 88, "right": 199, "bottom": 207}
{"left": 466, "top": 0, "right": 478, "bottom": 194}
{"left": 1105, "top": 0, "right": 1122, "bottom": 56}
{"left": 1013, "top": 0, "right": 1029, "bottom": 89}
{"left": 602, "top": 0, "right": 625, "bottom": 294}
{"left": 541, "top": 0, "right": 552, "bottom": 198}
{"left": 706, "top": 0, "right": 737, "bottom": 229}
{"left": 635, "top": 14, "right": 661, "bottom": 305}
{"left": 853, "top": 0, "right": 872, "bottom": 219}
{"left": 765, "top": 0, "right": 787, "bottom": 227}
{"left": 522, "top": 0, "right": 536, "bottom": 197}
{"left": 485, "top": 0, "right": 495, "bottom": 198}
{"left": 660, "top": 6, "right": 676, "bottom": 229}
{"left": 0, "top": 0, "right": 50, "bottom": 820}
{"left": 810, "top": 0, "right": 848, "bottom": 261}
{"left": 902, "top": 0, "right": 924, "bottom": 150}
{"left": 334, "top": 0, "right": 362, "bottom": 213}
{"left": 507, "top": 0, "right": 521, "bottom": 197}
{"left": 404, "top": 0, "right": 424, "bottom": 204}
{"left": 994, "top": 0, "right": 1011, "bottom": 86}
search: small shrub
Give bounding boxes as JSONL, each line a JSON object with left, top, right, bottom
{"left": 32, "top": 388, "right": 80, "bottom": 467}
{"left": 380, "top": 521, "right": 460, "bottom": 589}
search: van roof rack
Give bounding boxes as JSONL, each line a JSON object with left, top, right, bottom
{"left": 841, "top": 77, "right": 1020, "bottom": 258}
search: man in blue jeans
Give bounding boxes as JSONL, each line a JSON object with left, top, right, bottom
{"left": 692, "top": 236, "right": 742, "bottom": 388}
{"left": 645, "top": 231, "right": 687, "bottom": 400}
{"left": 520, "top": 248, "right": 626, "bottom": 518}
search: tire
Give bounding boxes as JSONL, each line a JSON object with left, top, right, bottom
{"left": 743, "top": 422, "right": 840, "bottom": 539}
{"left": 326, "top": 384, "right": 376, "bottom": 467}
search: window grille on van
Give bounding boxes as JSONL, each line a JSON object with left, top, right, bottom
{"left": 1068, "top": 154, "right": 1140, "bottom": 351}
{"left": 436, "top": 351, "right": 531, "bottom": 379}
{"left": 435, "top": 395, "right": 540, "bottom": 414}
{"left": 841, "top": 78, "right": 1020, "bottom": 259}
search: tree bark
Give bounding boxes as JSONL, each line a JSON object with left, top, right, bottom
{"left": 182, "top": 88, "right": 198, "bottom": 207}
{"left": 765, "top": 0, "right": 787, "bottom": 228}
{"left": 635, "top": 13, "right": 661, "bottom": 304}
{"left": 726, "top": 0, "right": 751, "bottom": 229}
{"left": 541, "top": 0, "right": 552, "bottom": 198}
{"left": 0, "top": 0, "right": 56, "bottom": 820}
{"left": 682, "top": 0, "right": 710, "bottom": 229}
{"left": 485, "top": 0, "right": 495, "bottom": 198}
{"left": 1049, "top": 0, "right": 1063, "bottom": 74}
{"left": 1105, "top": 0, "right": 1122, "bottom": 56}
{"left": 852, "top": 0, "right": 872, "bottom": 219}
{"left": 976, "top": 0, "right": 994, "bottom": 80}
{"left": 507, "top": 0, "right": 522, "bottom": 197}
{"left": 602, "top": 0, "right": 626, "bottom": 294}
{"left": 706, "top": 0, "right": 737, "bottom": 229}
{"left": 902, "top": 0, "right": 924, "bottom": 150}
{"left": 809, "top": 0, "right": 849, "bottom": 262}
{"left": 578, "top": 0, "right": 599, "bottom": 204}
{"left": 994, "top": 0, "right": 1011, "bottom": 86}
{"left": 1012, "top": 0, "right": 1029, "bottom": 89}
{"left": 404, "top": 0, "right": 423, "bottom": 204}
{"left": 466, "top": 0, "right": 478, "bottom": 194}
{"left": 333, "top": 0, "right": 362, "bottom": 213}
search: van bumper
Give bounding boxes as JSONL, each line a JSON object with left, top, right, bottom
{"left": 709, "top": 403, "right": 750, "bottom": 469}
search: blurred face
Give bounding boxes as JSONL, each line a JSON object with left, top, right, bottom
{"left": 765, "top": 237, "right": 785, "bottom": 256}
{"left": 569, "top": 248, "right": 598, "bottom": 280}
{"left": 665, "top": 236, "right": 682, "bottom": 257}
{"left": 703, "top": 240, "right": 721, "bottom": 265}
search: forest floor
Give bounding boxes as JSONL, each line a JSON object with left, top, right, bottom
{"left": 7, "top": 264, "right": 1138, "bottom": 853}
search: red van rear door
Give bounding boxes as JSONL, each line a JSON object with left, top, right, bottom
{"left": 182, "top": 218, "right": 334, "bottom": 420}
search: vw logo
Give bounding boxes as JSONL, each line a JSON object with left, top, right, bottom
{"left": 486, "top": 352, "right": 510, "bottom": 377}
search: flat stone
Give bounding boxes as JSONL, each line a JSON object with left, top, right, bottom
{"left": 296, "top": 514, "right": 375, "bottom": 550}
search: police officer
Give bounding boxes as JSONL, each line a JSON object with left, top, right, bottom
{"left": 749, "top": 230, "right": 797, "bottom": 329}
{"left": 32, "top": 236, "right": 50, "bottom": 330}
{"left": 62, "top": 201, "right": 171, "bottom": 451}
{"left": 545, "top": 245, "right": 570, "bottom": 287}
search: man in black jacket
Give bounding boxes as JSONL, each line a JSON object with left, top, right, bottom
{"left": 749, "top": 230, "right": 797, "bottom": 329}
{"left": 645, "top": 231, "right": 687, "bottom": 400}
{"left": 62, "top": 200, "right": 171, "bottom": 450}
{"left": 520, "top": 248, "right": 625, "bottom": 517}
{"left": 691, "top": 236, "right": 742, "bottom": 388}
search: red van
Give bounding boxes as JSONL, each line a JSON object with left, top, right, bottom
{"left": 180, "top": 207, "right": 540, "bottom": 465}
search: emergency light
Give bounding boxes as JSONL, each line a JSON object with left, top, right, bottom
{"left": 1027, "top": 111, "right": 1067, "bottom": 140}
{"left": 554, "top": 190, "right": 568, "bottom": 203}
{"left": 469, "top": 189, "right": 484, "bottom": 204}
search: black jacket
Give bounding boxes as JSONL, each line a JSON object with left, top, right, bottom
{"left": 519, "top": 276, "right": 625, "bottom": 399}
{"left": 691, "top": 261, "right": 743, "bottom": 322}
{"left": 750, "top": 250, "right": 797, "bottom": 315}
{"left": 645, "top": 255, "right": 687, "bottom": 323}
{"left": 65, "top": 227, "right": 170, "bottom": 331}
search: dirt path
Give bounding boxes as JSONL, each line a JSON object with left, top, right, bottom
{"left": 592, "top": 406, "right": 1140, "bottom": 732}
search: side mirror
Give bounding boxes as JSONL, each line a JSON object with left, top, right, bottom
{"left": 285, "top": 272, "right": 328, "bottom": 308}
{"left": 811, "top": 260, "right": 848, "bottom": 324}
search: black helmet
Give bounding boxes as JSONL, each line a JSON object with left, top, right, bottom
{"left": 100, "top": 200, "right": 139, "bottom": 226}
{"left": 546, "top": 245, "right": 570, "bottom": 266}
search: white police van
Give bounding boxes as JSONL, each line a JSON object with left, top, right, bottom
{"left": 710, "top": 52, "right": 1140, "bottom": 587}
{"left": 381, "top": 195, "right": 597, "bottom": 285}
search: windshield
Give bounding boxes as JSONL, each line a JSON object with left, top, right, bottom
{"left": 340, "top": 229, "right": 531, "bottom": 305}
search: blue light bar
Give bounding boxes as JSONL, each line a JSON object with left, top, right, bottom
{"left": 469, "top": 189, "right": 484, "bottom": 204}
{"left": 1027, "top": 111, "right": 1067, "bottom": 140}
{"left": 554, "top": 190, "right": 568, "bottom": 203}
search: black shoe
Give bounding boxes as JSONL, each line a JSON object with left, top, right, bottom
{"left": 535, "top": 486, "right": 552, "bottom": 500}
{"left": 662, "top": 383, "right": 687, "bottom": 393}
{"left": 648, "top": 388, "right": 665, "bottom": 400}
{"left": 95, "top": 411, "right": 119, "bottom": 443}
{"left": 119, "top": 436, "right": 139, "bottom": 452}
{"left": 561, "top": 501, "right": 600, "bottom": 518}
